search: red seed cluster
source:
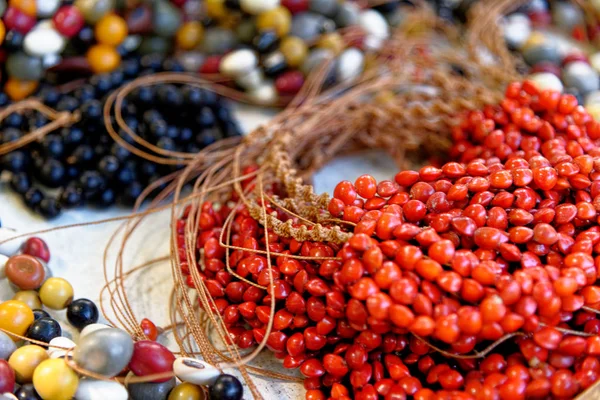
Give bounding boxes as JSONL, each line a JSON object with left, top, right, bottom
{"left": 177, "top": 81, "right": 600, "bottom": 400}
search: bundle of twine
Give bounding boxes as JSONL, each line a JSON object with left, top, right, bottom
{"left": 5, "top": 0, "right": 600, "bottom": 398}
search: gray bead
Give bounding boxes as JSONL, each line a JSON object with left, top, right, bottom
{"left": 552, "top": 2, "right": 583, "bottom": 31}
{"left": 153, "top": 0, "right": 182, "bottom": 37}
{"left": 0, "top": 0, "right": 6, "bottom": 16}
{"left": 309, "top": 0, "right": 338, "bottom": 17}
{"left": 128, "top": 377, "right": 176, "bottom": 400}
{"left": 522, "top": 42, "right": 560, "bottom": 65}
{"left": 300, "top": 48, "right": 335, "bottom": 75}
{"left": 563, "top": 61, "right": 600, "bottom": 95}
{"left": 0, "top": 394, "right": 17, "bottom": 400}
{"left": 73, "top": 328, "right": 133, "bottom": 378}
{"left": 502, "top": 13, "right": 531, "bottom": 49}
{"left": 0, "top": 331, "right": 17, "bottom": 360}
{"left": 334, "top": 2, "right": 360, "bottom": 28}
{"left": 138, "top": 36, "right": 172, "bottom": 55}
{"left": 36, "top": 0, "right": 59, "bottom": 17}
{"left": 236, "top": 19, "right": 257, "bottom": 43}
{"left": 75, "top": 0, "right": 115, "bottom": 24}
{"left": 202, "top": 28, "right": 238, "bottom": 55}
{"left": 291, "top": 12, "right": 335, "bottom": 42}
{"left": 6, "top": 52, "right": 43, "bottom": 81}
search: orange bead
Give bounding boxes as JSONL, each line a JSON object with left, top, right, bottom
{"left": 87, "top": 44, "right": 121, "bottom": 73}
{"left": 94, "top": 14, "right": 128, "bottom": 46}
{"left": 9, "top": 0, "right": 36, "bottom": 17}
{"left": 175, "top": 21, "right": 203, "bottom": 50}
{"left": 0, "top": 21, "right": 5, "bottom": 45}
{"left": 5, "top": 79, "right": 38, "bottom": 101}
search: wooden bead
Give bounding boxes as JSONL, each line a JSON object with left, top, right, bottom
{"left": 12, "top": 291, "right": 42, "bottom": 310}
{"left": 4, "top": 79, "right": 38, "bottom": 101}
{"left": 9, "top": 0, "right": 36, "bottom": 17}
{"left": 280, "top": 36, "right": 307, "bottom": 67}
{"left": 39, "top": 277, "right": 73, "bottom": 310}
{"left": 168, "top": 382, "right": 205, "bottom": 400}
{"left": 86, "top": 44, "right": 120, "bottom": 73}
{"left": 256, "top": 6, "right": 291, "bottom": 37}
{"left": 0, "top": 300, "right": 34, "bottom": 340}
{"left": 33, "top": 358, "right": 79, "bottom": 400}
{"left": 5, "top": 254, "right": 45, "bottom": 290}
{"left": 8, "top": 345, "right": 48, "bottom": 383}
{"left": 95, "top": 13, "right": 128, "bottom": 46}
{"left": 176, "top": 21, "right": 203, "bottom": 50}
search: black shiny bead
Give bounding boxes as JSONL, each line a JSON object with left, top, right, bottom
{"left": 42, "top": 134, "right": 64, "bottom": 158}
{"left": 166, "top": 125, "right": 179, "bottom": 139}
{"left": 202, "top": 90, "right": 218, "bottom": 107}
{"left": 197, "top": 129, "right": 220, "bottom": 147}
{"left": 224, "top": 0, "right": 241, "bottom": 9}
{"left": 162, "top": 58, "right": 185, "bottom": 72}
{"left": 117, "top": 165, "right": 136, "bottom": 184}
{"left": 65, "top": 165, "right": 80, "bottom": 180}
{"left": 150, "top": 120, "right": 168, "bottom": 137}
{"left": 0, "top": 92, "right": 9, "bottom": 107}
{"left": 179, "top": 127, "right": 193, "bottom": 142}
{"left": 38, "top": 198, "right": 62, "bottom": 218}
{"left": 110, "top": 69, "right": 125, "bottom": 87}
{"left": 39, "top": 159, "right": 66, "bottom": 187}
{"left": 157, "top": 137, "right": 176, "bottom": 151}
{"left": 61, "top": 127, "right": 84, "bottom": 147}
{"left": 10, "top": 172, "right": 31, "bottom": 195}
{"left": 56, "top": 96, "right": 79, "bottom": 112}
{"left": 182, "top": 87, "right": 205, "bottom": 107}
{"left": 216, "top": 106, "right": 232, "bottom": 123}
{"left": 80, "top": 171, "right": 105, "bottom": 194}
{"left": 39, "top": 88, "right": 61, "bottom": 106}
{"left": 373, "top": 0, "right": 399, "bottom": 13}
{"left": 197, "top": 107, "right": 216, "bottom": 127}
{"left": 14, "top": 383, "right": 42, "bottom": 400}
{"left": 4, "top": 112, "right": 24, "bottom": 128}
{"left": 263, "top": 51, "right": 287, "bottom": 76}
{"left": 72, "top": 144, "right": 95, "bottom": 164}
{"left": 59, "top": 184, "right": 83, "bottom": 207}
{"left": 29, "top": 114, "right": 49, "bottom": 129}
{"left": 140, "top": 54, "right": 164, "bottom": 71}
{"left": 143, "top": 109, "right": 163, "bottom": 125}
{"left": 26, "top": 317, "right": 62, "bottom": 345}
{"left": 96, "top": 187, "right": 116, "bottom": 207}
{"left": 224, "top": 121, "right": 243, "bottom": 137}
{"left": 74, "top": 85, "right": 96, "bottom": 102}
{"left": 157, "top": 84, "right": 184, "bottom": 107}
{"left": 24, "top": 188, "right": 44, "bottom": 209}
{"left": 1, "top": 127, "right": 21, "bottom": 143}
{"left": 1, "top": 151, "right": 29, "bottom": 172}
{"left": 67, "top": 298, "right": 99, "bottom": 330}
{"left": 89, "top": 73, "right": 113, "bottom": 93}
{"left": 123, "top": 116, "right": 139, "bottom": 132}
{"left": 81, "top": 99, "right": 103, "bottom": 121}
{"left": 209, "top": 374, "right": 243, "bottom": 400}
{"left": 139, "top": 161, "right": 157, "bottom": 177}
{"left": 98, "top": 155, "right": 120, "bottom": 178}
{"left": 32, "top": 309, "right": 50, "bottom": 321}
{"left": 4, "top": 30, "right": 24, "bottom": 51}
{"left": 111, "top": 143, "right": 131, "bottom": 161}
{"left": 253, "top": 30, "right": 279, "bottom": 53}
{"left": 122, "top": 181, "right": 143, "bottom": 205}
{"left": 76, "top": 26, "right": 95, "bottom": 46}
{"left": 135, "top": 86, "right": 154, "bottom": 105}
{"left": 122, "top": 58, "right": 140, "bottom": 77}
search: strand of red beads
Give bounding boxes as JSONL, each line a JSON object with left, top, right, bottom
{"left": 177, "top": 80, "right": 600, "bottom": 400}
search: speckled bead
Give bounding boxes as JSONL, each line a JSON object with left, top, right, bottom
{"left": 173, "top": 358, "right": 220, "bottom": 386}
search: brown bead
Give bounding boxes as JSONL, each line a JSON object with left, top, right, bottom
{"left": 5, "top": 255, "right": 45, "bottom": 290}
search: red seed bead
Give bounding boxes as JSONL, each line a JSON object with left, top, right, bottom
{"left": 275, "top": 70, "right": 305, "bottom": 95}
{"left": 129, "top": 341, "right": 176, "bottom": 382}
{"left": 52, "top": 5, "right": 85, "bottom": 37}
{"left": 355, "top": 175, "right": 377, "bottom": 199}
{"left": 140, "top": 318, "right": 158, "bottom": 341}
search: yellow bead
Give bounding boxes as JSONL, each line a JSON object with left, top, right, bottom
{"left": 4, "top": 79, "right": 38, "bottom": 101}
{"left": 176, "top": 21, "right": 203, "bottom": 50}
{"left": 39, "top": 278, "right": 74, "bottom": 310}
{"left": 522, "top": 32, "right": 546, "bottom": 51}
{"left": 256, "top": 6, "right": 291, "bottom": 37}
{"left": 13, "top": 291, "right": 42, "bottom": 310}
{"left": 206, "top": 0, "right": 227, "bottom": 19}
{"left": 9, "top": 0, "right": 36, "bottom": 16}
{"left": 0, "top": 300, "right": 34, "bottom": 340}
{"left": 86, "top": 44, "right": 121, "bottom": 74}
{"left": 168, "top": 382, "right": 205, "bottom": 400}
{"left": 33, "top": 358, "right": 79, "bottom": 400}
{"left": 8, "top": 345, "right": 48, "bottom": 383}
{"left": 0, "top": 20, "right": 5, "bottom": 46}
{"left": 95, "top": 13, "right": 128, "bottom": 46}
{"left": 316, "top": 32, "right": 345, "bottom": 55}
{"left": 218, "top": 13, "right": 241, "bottom": 30}
{"left": 280, "top": 36, "right": 307, "bottom": 68}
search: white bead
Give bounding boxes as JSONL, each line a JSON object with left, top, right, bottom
{"left": 0, "top": 228, "right": 21, "bottom": 255}
{"left": 502, "top": 13, "right": 531, "bottom": 49}
{"left": 0, "top": 393, "right": 18, "bottom": 400}
{"left": 173, "top": 357, "right": 221, "bottom": 386}
{"left": 24, "top": 24, "right": 66, "bottom": 57}
{"left": 527, "top": 72, "right": 564, "bottom": 93}
{"left": 0, "top": 254, "right": 7, "bottom": 280}
{"left": 359, "top": 10, "right": 389, "bottom": 50}
{"left": 247, "top": 82, "right": 278, "bottom": 105}
{"left": 590, "top": 53, "right": 600, "bottom": 74}
{"left": 75, "top": 379, "right": 128, "bottom": 400}
{"left": 79, "top": 323, "right": 111, "bottom": 340}
{"left": 240, "top": 0, "right": 279, "bottom": 15}
{"left": 220, "top": 49, "right": 259, "bottom": 77}
{"left": 336, "top": 47, "right": 364, "bottom": 83}
{"left": 36, "top": 0, "right": 60, "bottom": 17}
{"left": 48, "top": 337, "right": 76, "bottom": 359}
{"left": 236, "top": 68, "right": 264, "bottom": 90}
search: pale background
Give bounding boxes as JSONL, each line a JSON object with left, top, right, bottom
{"left": 0, "top": 106, "right": 398, "bottom": 398}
